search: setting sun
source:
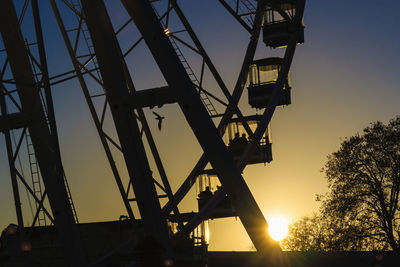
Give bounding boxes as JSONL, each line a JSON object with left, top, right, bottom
{"left": 267, "top": 215, "right": 289, "bottom": 241}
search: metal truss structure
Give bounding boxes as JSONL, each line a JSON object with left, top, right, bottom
{"left": 0, "top": 0, "right": 305, "bottom": 266}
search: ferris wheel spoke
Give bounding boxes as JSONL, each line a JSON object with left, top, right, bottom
{"left": 17, "top": 0, "right": 30, "bottom": 25}
{"left": 76, "top": 61, "right": 104, "bottom": 86}
{"left": 168, "top": 34, "right": 200, "bottom": 54}
{"left": 60, "top": 0, "right": 83, "bottom": 18}
{"left": 0, "top": 84, "right": 22, "bottom": 111}
{"left": 0, "top": 57, "right": 9, "bottom": 79}
{"left": 123, "top": 36, "right": 144, "bottom": 57}
{"left": 115, "top": 18, "right": 133, "bottom": 35}
{"left": 217, "top": 0, "right": 254, "bottom": 33}
{"left": 11, "top": 127, "right": 27, "bottom": 163}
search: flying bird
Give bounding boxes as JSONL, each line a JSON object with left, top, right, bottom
{"left": 152, "top": 111, "right": 165, "bottom": 131}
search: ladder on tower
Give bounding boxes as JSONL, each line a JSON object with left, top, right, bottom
{"left": 169, "top": 39, "right": 218, "bottom": 116}
{"left": 25, "top": 134, "right": 79, "bottom": 225}
{"left": 26, "top": 133, "right": 47, "bottom": 226}
{"left": 152, "top": 6, "right": 218, "bottom": 116}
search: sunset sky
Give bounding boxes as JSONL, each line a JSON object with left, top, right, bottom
{"left": 0, "top": 0, "right": 400, "bottom": 252}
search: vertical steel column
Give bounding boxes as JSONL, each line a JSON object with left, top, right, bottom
{"left": 0, "top": 1, "right": 86, "bottom": 266}
{"left": 121, "top": 0, "right": 278, "bottom": 253}
{"left": 80, "top": 0, "right": 171, "bottom": 256}
{"left": 31, "top": 0, "right": 60, "bottom": 153}
{"left": 0, "top": 94, "right": 24, "bottom": 230}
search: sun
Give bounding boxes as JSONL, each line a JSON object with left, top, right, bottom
{"left": 267, "top": 215, "right": 289, "bottom": 241}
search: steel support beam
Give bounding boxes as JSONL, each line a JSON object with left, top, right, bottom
{"left": 129, "top": 86, "right": 177, "bottom": 109}
{"left": 121, "top": 0, "right": 279, "bottom": 253}
{"left": 0, "top": 94, "right": 24, "bottom": 230}
{"left": 0, "top": 1, "right": 86, "bottom": 265}
{"left": 80, "top": 0, "right": 171, "bottom": 259}
{"left": 31, "top": 0, "right": 61, "bottom": 151}
{"left": 0, "top": 112, "right": 29, "bottom": 132}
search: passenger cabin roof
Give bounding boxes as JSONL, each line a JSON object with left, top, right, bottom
{"left": 228, "top": 115, "right": 262, "bottom": 125}
{"left": 197, "top": 169, "right": 218, "bottom": 176}
{"left": 251, "top": 57, "right": 282, "bottom": 70}
{"left": 267, "top": 0, "right": 296, "bottom": 10}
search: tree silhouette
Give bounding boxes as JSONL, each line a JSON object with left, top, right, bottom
{"left": 284, "top": 117, "right": 400, "bottom": 251}
{"left": 282, "top": 213, "right": 384, "bottom": 251}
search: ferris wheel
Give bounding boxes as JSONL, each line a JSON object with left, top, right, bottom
{"left": 0, "top": 0, "right": 305, "bottom": 266}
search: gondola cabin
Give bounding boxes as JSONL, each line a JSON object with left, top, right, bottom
{"left": 263, "top": 0, "right": 304, "bottom": 48}
{"left": 196, "top": 171, "right": 236, "bottom": 219}
{"left": 223, "top": 115, "right": 272, "bottom": 164}
{"left": 248, "top": 58, "right": 291, "bottom": 109}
